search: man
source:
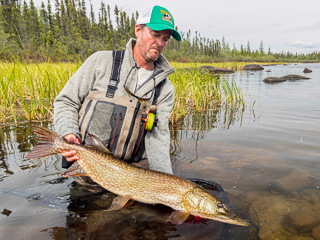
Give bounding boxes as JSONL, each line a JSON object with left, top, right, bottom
{"left": 54, "top": 5, "right": 181, "bottom": 174}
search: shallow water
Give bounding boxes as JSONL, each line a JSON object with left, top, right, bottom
{"left": 171, "top": 63, "right": 320, "bottom": 239}
{"left": 0, "top": 63, "right": 320, "bottom": 239}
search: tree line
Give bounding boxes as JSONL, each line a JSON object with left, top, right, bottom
{"left": 0, "top": 0, "right": 319, "bottom": 62}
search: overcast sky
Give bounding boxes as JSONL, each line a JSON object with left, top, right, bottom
{"left": 32, "top": 0, "right": 320, "bottom": 54}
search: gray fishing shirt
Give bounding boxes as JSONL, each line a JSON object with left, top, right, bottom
{"left": 54, "top": 38, "right": 175, "bottom": 174}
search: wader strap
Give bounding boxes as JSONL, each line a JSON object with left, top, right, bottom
{"left": 106, "top": 50, "right": 125, "bottom": 98}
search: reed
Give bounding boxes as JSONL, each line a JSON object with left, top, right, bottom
{"left": 169, "top": 64, "right": 244, "bottom": 123}
{"left": 0, "top": 60, "right": 244, "bottom": 125}
{"left": 0, "top": 60, "right": 79, "bottom": 124}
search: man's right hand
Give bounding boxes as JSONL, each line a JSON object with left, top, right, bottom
{"left": 62, "top": 134, "right": 81, "bottom": 162}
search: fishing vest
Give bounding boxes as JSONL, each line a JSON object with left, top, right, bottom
{"left": 77, "top": 50, "right": 162, "bottom": 163}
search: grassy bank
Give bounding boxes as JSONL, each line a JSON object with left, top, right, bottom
{"left": 0, "top": 61, "right": 244, "bottom": 125}
{"left": 0, "top": 61, "right": 79, "bottom": 124}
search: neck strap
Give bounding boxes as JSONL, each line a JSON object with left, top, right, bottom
{"left": 106, "top": 50, "right": 125, "bottom": 98}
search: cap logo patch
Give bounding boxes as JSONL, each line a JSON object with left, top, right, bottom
{"left": 160, "top": 10, "right": 173, "bottom": 25}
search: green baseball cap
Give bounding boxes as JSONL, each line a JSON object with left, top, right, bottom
{"left": 136, "top": 5, "right": 181, "bottom": 41}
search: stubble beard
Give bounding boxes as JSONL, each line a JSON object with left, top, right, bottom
{"left": 146, "top": 50, "right": 160, "bottom": 62}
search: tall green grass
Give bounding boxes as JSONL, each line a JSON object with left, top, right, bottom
{"left": 0, "top": 60, "right": 244, "bottom": 125}
{"left": 169, "top": 65, "right": 244, "bottom": 123}
{"left": 0, "top": 60, "right": 79, "bottom": 124}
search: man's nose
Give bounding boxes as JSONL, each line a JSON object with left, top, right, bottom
{"left": 155, "top": 38, "right": 165, "bottom": 47}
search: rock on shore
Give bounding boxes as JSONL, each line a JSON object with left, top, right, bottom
{"left": 243, "top": 64, "right": 264, "bottom": 71}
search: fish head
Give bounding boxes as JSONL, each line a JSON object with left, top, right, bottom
{"left": 183, "top": 187, "right": 249, "bottom": 226}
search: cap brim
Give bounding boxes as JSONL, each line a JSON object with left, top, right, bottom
{"left": 146, "top": 23, "right": 181, "bottom": 41}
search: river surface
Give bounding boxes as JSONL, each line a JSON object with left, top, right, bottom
{"left": 0, "top": 63, "right": 319, "bottom": 239}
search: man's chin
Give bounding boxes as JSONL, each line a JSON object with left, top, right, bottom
{"left": 147, "top": 53, "right": 160, "bottom": 62}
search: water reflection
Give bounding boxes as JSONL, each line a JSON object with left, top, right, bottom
{"left": 1, "top": 62, "right": 320, "bottom": 240}
{"left": 170, "top": 102, "right": 245, "bottom": 158}
{"left": 0, "top": 123, "right": 61, "bottom": 180}
{"left": 0, "top": 123, "right": 259, "bottom": 240}
{"left": 170, "top": 63, "right": 320, "bottom": 239}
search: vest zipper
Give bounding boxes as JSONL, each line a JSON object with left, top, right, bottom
{"left": 133, "top": 124, "right": 146, "bottom": 156}
{"left": 110, "top": 111, "right": 122, "bottom": 150}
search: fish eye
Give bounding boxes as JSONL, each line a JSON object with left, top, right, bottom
{"left": 217, "top": 202, "right": 224, "bottom": 209}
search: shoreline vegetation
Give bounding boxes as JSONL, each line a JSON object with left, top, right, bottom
{"left": 0, "top": 1, "right": 319, "bottom": 63}
{"left": 1, "top": 1, "right": 316, "bottom": 126}
{"left": 0, "top": 60, "right": 247, "bottom": 126}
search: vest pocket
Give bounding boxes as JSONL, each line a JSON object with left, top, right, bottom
{"left": 80, "top": 100, "right": 117, "bottom": 146}
{"left": 108, "top": 105, "right": 127, "bottom": 153}
{"left": 78, "top": 91, "right": 149, "bottom": 160}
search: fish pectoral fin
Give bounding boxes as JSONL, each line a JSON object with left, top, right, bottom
{"left": 169, "top": 210, "right": 190, "bottom": 225}
{"left": 60, "top": 162, "right": 89, "bottom": 177}
{"left": 108, "top": 195, "right": 132, "bottom": 211}
{"left": 124, "top": 199, "right": 135, "bottom": 207}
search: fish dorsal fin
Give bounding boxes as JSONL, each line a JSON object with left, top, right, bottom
{"left": 84, "top": 133, "right": 112, "bottom": 155}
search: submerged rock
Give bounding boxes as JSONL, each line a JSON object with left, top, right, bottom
{"left": 313, "top": 202, "right": 320, "bottom": 218}
{"left": 292, "top": 236, "right": 316, "bottom": 240}
{"left": 252, "top": 195, "right": 294, "bottom": 239}
{"left": 199, "top": 66, "right": 234, "bottom": 74}
{"left": 303, "top": 68, "right": 312, "bottom": 73}
{"left": 243, "top": 64, "right": 264, "bottom": 71}
{"left": 312, "top": 225, "right": 320, "bottom": 240}
{"left": 271, "top": 169, "right": 312, "bottom": 193}
{"left": 282, "top": 206, "right": 318, "bottom": 234}
{"left": 174, "top": 140, "right": 286, "bottom": 191}
{"left": 311, "top": 193, "right": 320, "bottom": 204}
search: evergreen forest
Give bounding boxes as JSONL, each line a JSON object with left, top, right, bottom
{"left": 0, "top": 0, "right": 319, "bottom": 63}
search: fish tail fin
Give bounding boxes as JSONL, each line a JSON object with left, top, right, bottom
{"left": 25, "top": 125, "right": 66, "bottom": 159}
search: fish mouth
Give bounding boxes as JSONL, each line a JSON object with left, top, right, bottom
{"left": 223, "top": 216, "right": 250, "bottom": 226}
{"left": 211, "top": 213, "right": 250, "bottom": 226}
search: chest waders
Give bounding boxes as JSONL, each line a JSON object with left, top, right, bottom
{"left": 62, "top": 50, "right": 163, "bottom": 168}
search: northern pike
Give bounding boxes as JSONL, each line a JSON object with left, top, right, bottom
{"left": 26, "top": 126, "right": 249, "bottom": 226}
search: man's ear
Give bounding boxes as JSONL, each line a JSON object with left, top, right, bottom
{"left": 135, "top": 24, "right": 142, "bottom": 38}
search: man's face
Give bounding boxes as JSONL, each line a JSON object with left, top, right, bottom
{"left": 135, "top": 25, "right": 172, "bottom": 62}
